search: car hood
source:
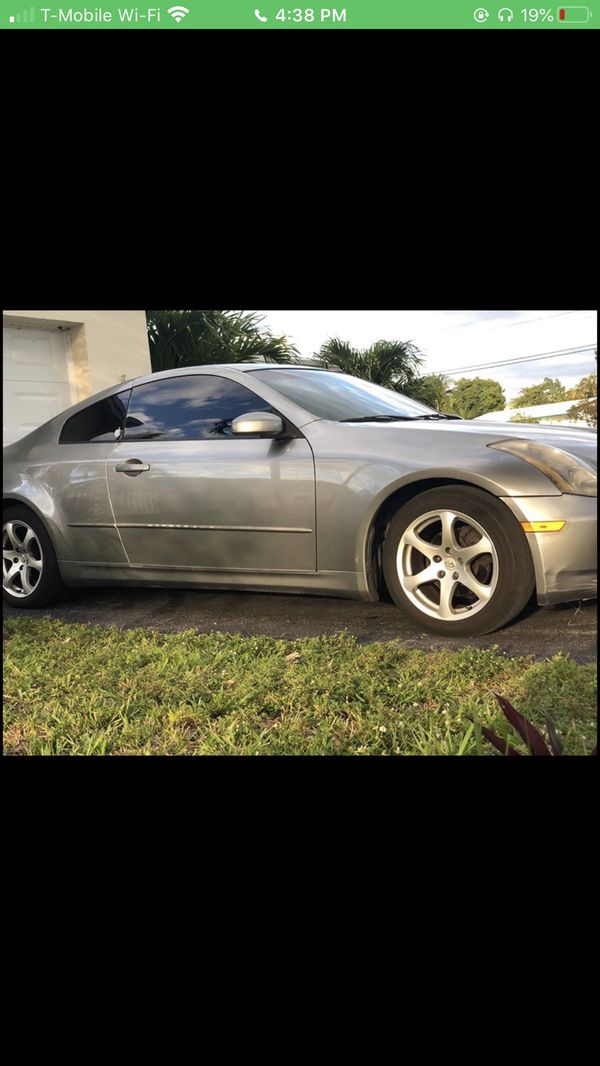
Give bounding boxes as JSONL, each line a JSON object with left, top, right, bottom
{"left": 443, "top": 418, "right": 596, "bottom": 469}
{"left": 316, "top": 418, "right": 597, "bottom": 470}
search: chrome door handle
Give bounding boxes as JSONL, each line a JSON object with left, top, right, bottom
{"left": 115, "top": 460, "right": 150, "bottom": 475}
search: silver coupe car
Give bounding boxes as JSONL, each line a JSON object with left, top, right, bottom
{"left": 3, "top": 364, "right": 597, "bottom": 635}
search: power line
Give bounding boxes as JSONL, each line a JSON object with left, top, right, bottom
{"left": 438, "top": 310, "right": 587, "bottom": 332}
{"left": 441, "top": 344, "right": 597, "bottom": 377}
{"left": 492, "top": 310, "right": 588, "bottom": 329}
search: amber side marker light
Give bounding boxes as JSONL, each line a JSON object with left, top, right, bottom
{"left": 521, "top": 521, "right": 566, "bottom": 533}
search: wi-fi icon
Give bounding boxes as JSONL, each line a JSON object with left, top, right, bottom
{"left": 167, "top": 5, "right": 190, "bottom": 21}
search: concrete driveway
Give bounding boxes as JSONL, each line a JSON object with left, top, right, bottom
{"left": 3, "top": 588, "right": 597, "bottom": 662}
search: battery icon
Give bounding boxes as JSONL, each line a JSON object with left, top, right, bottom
{"left": 558, "top": 6, "right": 591, "bottom": 20}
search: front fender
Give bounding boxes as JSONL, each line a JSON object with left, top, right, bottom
{"left": 304, "top": 421, "right": 562, "bottom": 576}
{"left": 312, "top": 456, "right": 558, "bottom": 575}
{"left": 354, "top": 464, "right": 549, "bottom": 574}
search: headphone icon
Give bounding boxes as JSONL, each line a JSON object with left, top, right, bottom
{"left": 498, "top": 7, "right": 514, "bottom": 18}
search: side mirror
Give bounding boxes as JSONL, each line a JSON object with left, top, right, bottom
{"left": 232, "top": 411, "right": 284, "bottom": 437}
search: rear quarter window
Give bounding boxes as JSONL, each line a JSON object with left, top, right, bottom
{"left": 59, "top": 391, "right": 131, "bottom": 444}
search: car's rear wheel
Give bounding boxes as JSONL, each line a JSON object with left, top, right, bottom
{"left": 2, "top": 506, "right": 65, "bottom": 608}
{"left": 382, "top": 486, "right": 535, "bottom": 636}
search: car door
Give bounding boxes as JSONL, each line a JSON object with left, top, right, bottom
{"left": 51, "top": 389, "right": 132, "bottom": 567}
{"left": 106, "top": 372, "right": 317, "bottom": 574}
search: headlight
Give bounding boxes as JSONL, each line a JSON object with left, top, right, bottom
{"left": 488, "top": 440, "right": 597, "bottom": 497}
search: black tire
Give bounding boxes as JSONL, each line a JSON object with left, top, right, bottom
{"left": 2, "top": 505, "right": 65, "bottom": 609}
{"left": 382, "top": 486, "right": 535, "bottom": 637}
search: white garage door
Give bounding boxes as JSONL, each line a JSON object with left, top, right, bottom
{"left": 3, "top": 326, "right": 73, "bottom": 446}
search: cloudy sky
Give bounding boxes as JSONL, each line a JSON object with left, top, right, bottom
{"left": 252, "top": 310, "right": 597, "bottom": 402}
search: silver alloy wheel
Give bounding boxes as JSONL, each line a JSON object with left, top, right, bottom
{"left": 3, "top": 520, "right": 44, "bottom": 599}
{"left": 397, "top": 508, "right": 499, "bottom": 622}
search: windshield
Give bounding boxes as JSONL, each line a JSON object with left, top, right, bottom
{"left": 250, "top": 370, "right": 436, "bottom": 421}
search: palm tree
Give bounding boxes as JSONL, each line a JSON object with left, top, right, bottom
{"left": 146, "top": 310, "right": 299, "bottom": 373}
{"left": 407, "top": 372, "right": 453, "bottom": 411}
{"left": 316, "top": 337, "right": 423, "bottom": 393}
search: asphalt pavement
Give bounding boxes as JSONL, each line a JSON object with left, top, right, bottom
{"left": 3, "top": 587, "right": 597, "bottom": 661}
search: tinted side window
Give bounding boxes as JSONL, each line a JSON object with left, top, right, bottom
{"left": 60, "top": 390, "right": 131, "bottom": 444}
{"left": 123, "top": 376, "right": 272, "bottom": 441}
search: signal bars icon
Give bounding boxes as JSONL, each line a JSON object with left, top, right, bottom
{"left": 167, "top": 5, "right": 190, "bottom": 20}
{"left": 9, "top": 6, "right": 36, "bottom": 21}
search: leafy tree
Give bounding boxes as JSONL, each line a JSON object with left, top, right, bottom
{"left": 448, "top": 377, "right": 505, "bottom": 420}
{"left": 316, "top": 338, "right": 423, "bottom": 393}
{"left": 510, "top": 413, "right": 541, "bottom": 424}
{"left": 567, "top": 370, "right": 597, "bottom": 428}
{"left": 566, "top": 371, "right": 597, "bottom": 401}
{"left": 510, "top": 377, "right": 566, "bottom": 407}
{"left": 407, "top": 373, "right": 453, "bottom": 412}
{"left": 146, "top": 310, "right": 298, "bottom": 373}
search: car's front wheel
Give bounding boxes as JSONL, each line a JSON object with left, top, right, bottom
{"left": 2, "top": 506, "right": 65, "bottom": 608}
{"left": 382, "top": 486, "right": 535, "bottom": 636}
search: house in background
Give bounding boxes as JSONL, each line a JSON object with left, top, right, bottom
{"left": 474, "top": 399, "right": 596, "bottom": 429}
{"left": 3, "top": 310, "right": 151, "bottom": 446}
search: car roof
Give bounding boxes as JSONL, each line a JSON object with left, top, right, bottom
{"left": 217, "top": 363, "right": 334, "bottom": 372}
{"left": 117, "top": 362, "right": 336, "bottom": 391}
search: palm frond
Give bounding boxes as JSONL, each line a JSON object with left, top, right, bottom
{"left": 146, "top": 311, "right": 298, "bottom": 372}
{"left": 315, "top": 336, "right": 423, "bottom": 390}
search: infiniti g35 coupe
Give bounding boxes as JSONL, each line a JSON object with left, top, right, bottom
{"left": 3, "top": 364, "right": 597, "bottom": 635}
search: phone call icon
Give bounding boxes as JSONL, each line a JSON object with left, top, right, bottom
{"left": 254, "top": 8, "right": 268, "bottom": 18}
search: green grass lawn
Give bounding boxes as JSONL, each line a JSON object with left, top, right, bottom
{"left": 2, "top": 617, "right": 597, "bottom": 756}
